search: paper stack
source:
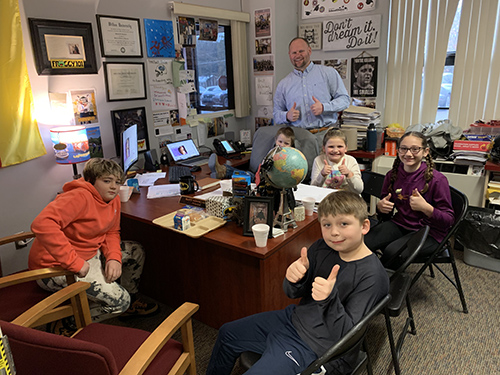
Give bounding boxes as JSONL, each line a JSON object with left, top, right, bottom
{"left": 341, "top": 106, "right": 381, "bottom": 148}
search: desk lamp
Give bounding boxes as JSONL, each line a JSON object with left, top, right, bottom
{"left": 50, "top": 125, "right": 90, "bottom": 179}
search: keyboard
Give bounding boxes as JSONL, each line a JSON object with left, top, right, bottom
{"left": 168, "top": 166, "right": 192, "bottom": 183}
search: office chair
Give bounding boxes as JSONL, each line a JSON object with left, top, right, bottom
{"left": 240, "top": 294, "right": 391, "bottom": 375}
{"left": 0, "top": 281, "right": 199, "bottom": 375}
{"left": 0, "top": 231, "right": 77, "bottom": 323}
{"left": 383, "top": 226, "right": 430, "bottom": 375}
{"left": 410, "top": 186, "right": 469, "bottom": 313}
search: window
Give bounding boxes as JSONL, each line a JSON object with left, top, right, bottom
{"left": 184, "top": 24, "right": 234, "bottom": 113}
{"left": 436, "top": 0, "right": 462, "bottom": 119}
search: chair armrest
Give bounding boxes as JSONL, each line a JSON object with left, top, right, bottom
{"left": 11, "top": 281, "right": 91, "bottom": 328}
{"left": 0, "top": 267, "right": 75, "bottom": 289}
{"left": 0, "top": 231, "right": 35, "bottom": 246}
{"left": 120, "top": 302, "right": 200, "bottom": 375}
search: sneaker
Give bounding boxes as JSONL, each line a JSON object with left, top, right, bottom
{"left": 121, "top": 297, "right": 159, "bottom": 317}
{"left": 46, "top": 317, "right": 77, "bottom": 337}
{"left": 208, "top": 153, "right": 227, "bottom": 179}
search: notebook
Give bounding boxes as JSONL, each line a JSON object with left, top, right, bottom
{"left": 166, "top": 139, "right": 209, "bottom": 167}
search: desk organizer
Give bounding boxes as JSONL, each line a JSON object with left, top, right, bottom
{"left": 153, "top": 211, "right": 226, "bottom": 238}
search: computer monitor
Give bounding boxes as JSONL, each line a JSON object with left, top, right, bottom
{"left": 121, "top": 124, "right": 138, "bottom": 173}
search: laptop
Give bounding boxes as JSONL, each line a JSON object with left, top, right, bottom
{"left": 166, "top": 139, "right": 209, "bottom": 167}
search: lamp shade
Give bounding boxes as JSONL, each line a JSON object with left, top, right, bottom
{"left": 50, "top": 126, "right": 90, "bottom": 165}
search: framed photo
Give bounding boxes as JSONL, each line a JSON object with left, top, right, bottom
{"left": 299, "top": 23, "right": 322, "bottom": 50}
{"left": 111, "top": 107, "right": 150, "bottom": 154}
{"left": 28, "top": 18, "right": 98, "bottom": 75}
{"left": 96, "top": 15, "right": 143, "bottom": 57}
{"left": 103, "top": 62, "right": 147, "bottom": 101}
{"left": 243, "top": 196, "right": 274, "bottom": 237}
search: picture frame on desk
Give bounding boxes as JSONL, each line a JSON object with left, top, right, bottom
{"left": 111, "top": 107, "right": 150, "bottom": 154}
{"left": 243, "top": 196, "right": 274, "bottom": 237}
{"left": 28, "top": 18, "right": 98, "bottom": 75}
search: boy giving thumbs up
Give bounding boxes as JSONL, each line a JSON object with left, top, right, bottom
{"left": 206, "top": 191, "right": 389, "bottom": 375}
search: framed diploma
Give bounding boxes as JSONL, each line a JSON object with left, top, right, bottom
{"left": 96, "top": 15, "right": 143, "bottom": 58}
{"left": 103, "top": 62, "right": 147, "bottom": 102}
{"left": 28, "top": 18, "right": 98, "bottom": 75}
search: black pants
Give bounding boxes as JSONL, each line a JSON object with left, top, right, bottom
{"left": 365, "top": 221, "right": 438, "bottom": 269}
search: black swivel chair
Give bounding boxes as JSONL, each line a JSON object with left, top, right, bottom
{"left": 240, "top": 294, "right": 391, "bottom": 375}
{"left": 383, "top": 226, "right": 430, "bottom": 375}
{"left": 409, "top": 186, "right": 469, "bottom": 313}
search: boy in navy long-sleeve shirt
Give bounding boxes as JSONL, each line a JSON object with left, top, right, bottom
{"left": 206, "top": 191, "right": 389, "bottom": 375}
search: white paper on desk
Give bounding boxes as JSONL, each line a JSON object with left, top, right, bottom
{"left": 136, "top": 173, "right": 166, "bottom": 187}
{"left": 147, "top": 184, "right": 180, "bottom": 199}
{"left": 195, "top": 188, "right": 224, "bottom": 200}
{"left": 294, "top": 184, "right": 336, "bottom": 204}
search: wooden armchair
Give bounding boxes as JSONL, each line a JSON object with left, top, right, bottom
{"left": 0, "top": 231, "right": 78, "bottom": 323}
{"left": 1, "top": 281, "right": 199, "bottom": 375}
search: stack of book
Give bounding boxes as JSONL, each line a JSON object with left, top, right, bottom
{"left": 341, "top": 106, "right": 382, "bottom": 149}
{"left": 452, "top": 140, "right": 489, "bottom": 166}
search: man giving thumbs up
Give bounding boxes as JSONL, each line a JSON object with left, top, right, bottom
{"left": 273, "top": 37, "right": 350, "bottom": 129}
{"left": 206, "top": 191, "right": 389, "bottom": 375}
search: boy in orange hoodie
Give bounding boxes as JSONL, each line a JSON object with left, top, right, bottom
{"left": 29, "top": 158, "right": 157, "bottom": 324}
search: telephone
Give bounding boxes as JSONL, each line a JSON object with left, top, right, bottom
{"left": 213, "top": 139, "right": 246, "bottom": 157}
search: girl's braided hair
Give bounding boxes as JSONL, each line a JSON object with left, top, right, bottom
{"left": 388, "top": 131, "right": 435, "bottom": 195}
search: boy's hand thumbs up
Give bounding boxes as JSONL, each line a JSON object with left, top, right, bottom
{"left": 312, "top": 264, "right": 340, "bottom": 301}
{"left": 286, "top": 247, "right": 310, "bottom": 283}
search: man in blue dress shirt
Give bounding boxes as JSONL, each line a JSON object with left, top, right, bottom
{"left": 273, "top": 37, "right": 350, "bottom": 130}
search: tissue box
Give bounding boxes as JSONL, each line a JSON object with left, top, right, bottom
{"left": 206, "top": 196, "right": 232, "bottom": 218}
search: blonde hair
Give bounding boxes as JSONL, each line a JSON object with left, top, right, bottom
{"left": 322, "top": 128, "right": 347, "bottom": 148}
{"left": 83, "top": 158, "right": 124, "bottom": 185}
{"left": 317, "top": 190, "right": 368, "bottom": 224}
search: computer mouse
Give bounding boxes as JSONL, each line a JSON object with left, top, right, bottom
{"left": 190, "top": 165, "right": 201, "bottom": 172}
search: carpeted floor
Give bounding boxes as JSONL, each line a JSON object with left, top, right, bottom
{"left": 105, "top": 249, "right": 500, "bottom": 374}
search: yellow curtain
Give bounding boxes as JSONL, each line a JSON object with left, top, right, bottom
{"left": 0, "top": 0, "right": 45, "bottom": 167}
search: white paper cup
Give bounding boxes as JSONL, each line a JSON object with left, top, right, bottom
{"left": 119, "top": 186, "right": 133, "bottom": 202}
{"left": 252, "top": 224, "right": 270, "bottom": 248}
{"left": 301, "top": 197, "right": 316, "bottom": 216}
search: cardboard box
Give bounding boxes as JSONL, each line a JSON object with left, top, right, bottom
{"left": 453, "top": 140, "right": 490, "bottom": 152}
{"left": 384, "top": 140, "right": 397, "bottom": 156}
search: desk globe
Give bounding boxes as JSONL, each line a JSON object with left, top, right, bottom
{"left": 261, "top": 147, "right": 308, "bottom": 231}
{"left": 265, "top": 147, "right": 308, "bottom": 188}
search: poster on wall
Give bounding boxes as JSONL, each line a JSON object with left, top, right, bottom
{"left": 351, "top": 55, "right": 377, "bottom": 97}
{"left": 70, "top": 89, "right": 98, "bottom": 125}
{"left": 299, "top": 23, "right": 322, "bottom": 50}
{"left": 150, "top": 84, "right": 177, "bottom": 110}
{"left": 253, "top": 55, "right": 274, "bottom": 75}
{"left": 255, "top": 38, "right": 272, "bottom": 54}
{"left": 86, "top": 126, "right": 104, "bottom": 158}
{"left": 255, "top": 76, "right": 273, "bottom": 106}
{"left": 144, "top": 19, "right": 175, "bottom": 58}
{"left": 323, "top": 14, "right": 381, "bottom": 51}
{"left": 255, "top": 9, "right": 271, "bottom": 37}
{"left": 177, "top": 16, "right": 196, "bottom": 46}
{"left": 302, "top": 0, "right": 377, "bottom": 19}
{"left": 199, "top": 19, "right": 218, "bottom": 41}
{"left": 324, "top": 58, "right": 348, "bottom": 79}
{"left": 147, "top": 59, "right": 173, "bottom": 85}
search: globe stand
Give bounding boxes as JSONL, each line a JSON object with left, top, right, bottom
{"left": 273, "top": 188, "right": 297, "bottom": 232}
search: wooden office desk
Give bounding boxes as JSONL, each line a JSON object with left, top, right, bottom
{"left": 120, "top": 157, "right": 321, "bottom": 328}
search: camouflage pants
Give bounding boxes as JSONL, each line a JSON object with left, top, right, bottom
{"left": 36, "top": 240, "right": 145, "bottom": 322}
